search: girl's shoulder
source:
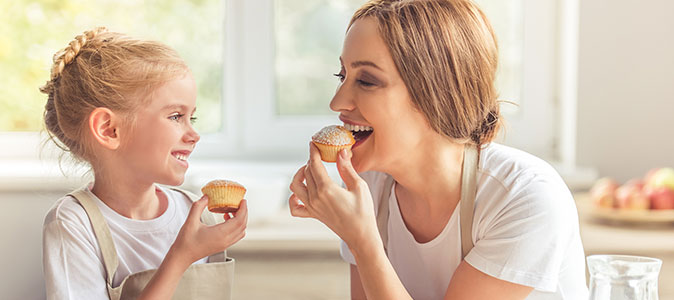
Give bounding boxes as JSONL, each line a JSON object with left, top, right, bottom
{"left": 44, "top": 194, "right": 91, "bottom": 229}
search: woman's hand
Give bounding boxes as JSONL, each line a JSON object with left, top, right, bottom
{"left": 170, "top": 197, "right": 248, "bottom": 266}
{"left": 289, "top": 142, "right": 380, "bottom": 247}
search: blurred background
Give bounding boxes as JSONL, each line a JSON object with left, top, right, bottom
{"left": 1, "top": 0, "right": 673, "bottom": 299}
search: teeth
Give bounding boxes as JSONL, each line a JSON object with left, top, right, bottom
{"left": 174, "top": 154, "right": 187, "bottom": 161}
{"left": 343, "top": 123, "right": 373, "bottom": 132}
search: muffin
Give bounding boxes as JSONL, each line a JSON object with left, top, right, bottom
{"left": 311, "top": 125, "right": 355, "bottom": 162}
{"left": 201, "top": 180, "right": 246, "bottom": 213}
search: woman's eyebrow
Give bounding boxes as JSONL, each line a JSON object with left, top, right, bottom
{"left": 351, "top": 60, "right": 382, "bottom": 71}
{"left": 339, "top": 56, "right": 383, "bottom": 71}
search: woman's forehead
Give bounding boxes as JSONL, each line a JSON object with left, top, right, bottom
{"left": 342, "top": 18, "right": 392, "bottom": 69}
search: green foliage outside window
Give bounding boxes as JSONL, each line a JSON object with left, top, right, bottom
{"left": 0, "top": 0, "right": 223, "bottom": 132}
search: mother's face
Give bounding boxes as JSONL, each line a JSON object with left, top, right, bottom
{"left": 330, "top": 17, "right": 433, "bottom": 173}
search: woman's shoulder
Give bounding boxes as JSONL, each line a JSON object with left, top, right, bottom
{"left": 479, "top": 143, "right": 567, "bottom": 192}
{"left": 476, "top": 143, "right": 576, "bottom": 221}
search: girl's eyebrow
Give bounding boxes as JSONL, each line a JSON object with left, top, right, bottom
{"left": 162, "top": 104, "right": 197, "bottom": 114}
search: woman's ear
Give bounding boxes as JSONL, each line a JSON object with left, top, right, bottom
{"left": 89, "top": 107, "right": 121, "bottom": 150}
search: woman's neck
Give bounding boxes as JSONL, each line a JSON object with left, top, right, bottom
{"left": 385, "top": 138, "right": 465, "bottom": 211}
{"left": 90, "top": 168, "right": 167, "bottom": 220}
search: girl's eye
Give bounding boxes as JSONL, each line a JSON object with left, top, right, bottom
{"left": 189, "top": 116, "right": 198, "bottom": 125}
{"left": 169, "top": 113, "right": 184, "bottom": 121}
{"left": 333, "top": 72, "right": 345, "bottom": 82}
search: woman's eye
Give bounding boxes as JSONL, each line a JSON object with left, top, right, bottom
{"left": 357, "top": 79, "right": 375, "bottom": 87}
{"left": 333, "top": 73, "right": 345, "bottom": 82}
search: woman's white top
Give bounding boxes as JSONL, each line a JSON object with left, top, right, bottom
{"left": 340, "top": 143, "right": 588, "bottom": 300}
{"left": 43, "top": 185, "right": 207, "bottom": 300}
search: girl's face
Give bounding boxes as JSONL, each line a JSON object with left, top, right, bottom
{"left": 331, "top": 17, "right": 432, "bottom": 173}
{"left": 119, "top": 72, "right": 200, "bottom": 186}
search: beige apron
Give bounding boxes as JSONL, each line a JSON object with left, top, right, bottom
{"left": 376, "top": 144, "right": 478, "bottom": 259}
{"left": 69, "top": 187, "right": 235, "bottom": 300}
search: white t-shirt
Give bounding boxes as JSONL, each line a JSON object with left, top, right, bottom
{"left": 42, "top": 185, "right": 208, "bottom": 300}
{"left": 340, "top": 143, "right": 588, "bottom": 300}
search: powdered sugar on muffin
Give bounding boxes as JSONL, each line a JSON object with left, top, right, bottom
{"left": 311, "top": 125, "right": 355, "bottom": 162}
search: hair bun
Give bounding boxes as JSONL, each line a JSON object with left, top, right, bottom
{"left": 49, "top": 27, "right": 108, "bottom": 81}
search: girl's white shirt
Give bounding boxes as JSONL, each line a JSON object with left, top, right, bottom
{"left": 43, "top": 185, "right": 207, "bottom": 300}
{"left": 340, "top": 143, "right": 588, "bottom": 300}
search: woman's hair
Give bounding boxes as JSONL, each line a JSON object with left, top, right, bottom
{"left": 40, "top": 27, "right": 189, "bottom": 163}
{"left": 349, "top": 0, "right": 502, "bottom": 146}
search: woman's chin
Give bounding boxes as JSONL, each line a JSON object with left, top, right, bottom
{"left": 350, "top": 153, "right": 371, "bottom": 174}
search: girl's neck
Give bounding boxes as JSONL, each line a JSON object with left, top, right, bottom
{"left": 90, "top": 171, "right": 168, "bottom": 220}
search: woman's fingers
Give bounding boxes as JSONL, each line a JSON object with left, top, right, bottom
{"left": 336, "top": 149, "right": 363, "bottom": 191}
{"left": 304, "top": 162, "right": 318, "bottom": 202}
{"left": 307, "top": 142, "right": 332, "bottom": 188}
{"left": 288, "top": 194, "right": 312, "bottom": 218}
{"left": 289, "top": 165, "right": 309, "bottom": 201}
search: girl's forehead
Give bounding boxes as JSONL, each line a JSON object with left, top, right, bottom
{"left": 145, "top": 74, "right": 197, "bottom": 110}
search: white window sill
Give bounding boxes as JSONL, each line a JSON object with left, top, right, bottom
{"left": 0, "top": 158, "right": 596, "bottom": 222}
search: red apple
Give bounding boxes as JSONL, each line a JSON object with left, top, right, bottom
{"left": 615, "top": 179, "right": 650, "bottom": 210}
{"left": 645, "top": 167, "right": 674, "bottom": 190}
{"left": 646, "top": 187, "right": 674, "bottom": 210}
{"left": 590, "top": 177, "right": 619, "bottom": 208}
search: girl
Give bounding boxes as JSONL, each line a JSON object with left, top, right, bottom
{"left": 289, "top": 0, "right": 588, "bottom": 299}
{"left": 41, "top": 27, "right": 247, "bottom": 300}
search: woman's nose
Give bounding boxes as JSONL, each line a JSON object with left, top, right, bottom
{"left": 329, "top": 81, "right": 356, "bottom": 113}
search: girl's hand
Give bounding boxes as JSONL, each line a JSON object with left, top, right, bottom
{"left": 170, "top": 197, "right": 248, "bottom": 266}
{"left": 289, "top": 142, "right": 380, "bottom": 247}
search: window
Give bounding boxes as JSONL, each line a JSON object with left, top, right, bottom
{"left": 1, "top": 0, "right": 224, "bottom": 158}
{"left": 3, "top": 0, "right": 564, "bottom": 163}
{"left": 230, "top": 0, "right": 559, "bottom": 160}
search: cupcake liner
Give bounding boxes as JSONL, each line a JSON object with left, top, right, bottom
{"left": 201, "top": 180, "right": 246, "bottom": 213}
{"left": 313, "top": 141, "right": 351, "bottom": 163}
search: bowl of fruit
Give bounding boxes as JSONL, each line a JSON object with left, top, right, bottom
{"left": 582, "top": 168, "right": 674, "bottom": 225}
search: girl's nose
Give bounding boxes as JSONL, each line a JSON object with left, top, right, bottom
{"left": 184, "top": 126, "right": 200, "bottom": 144}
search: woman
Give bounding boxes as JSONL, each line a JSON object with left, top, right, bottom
{"left": 289, "top": 0, "right": 587, "bottom": 299}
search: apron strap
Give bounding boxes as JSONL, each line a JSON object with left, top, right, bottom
{"left": 375, "top": 144, "right": 478, "bottom": 260}
{"left": 459, "top": 145, "right": 478, "bottom": 259}
{"left": 69, "top": 187, "right": 120, "bottom": 289}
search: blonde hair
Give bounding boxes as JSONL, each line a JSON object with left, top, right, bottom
{"left": 40, "top": 27, "right": 189, "bottom": 163}
{"left": 350, "top": 0, "right": 501, "bottom": 147}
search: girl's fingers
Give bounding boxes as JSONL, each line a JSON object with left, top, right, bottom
{"left": 231, "top": 200, "right": 248, "bottom": 225}
{"left": 187, "top": 196, "right": 209, "bottom": 224}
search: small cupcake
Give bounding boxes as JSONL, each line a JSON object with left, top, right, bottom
{"left": 311, "top": 125, "right": 355, "bottom": 162}
{"left": 201, "top": 180, "right": 246, "bottom": 213}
